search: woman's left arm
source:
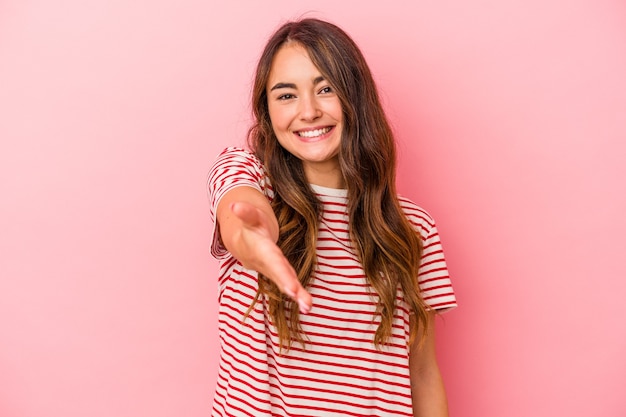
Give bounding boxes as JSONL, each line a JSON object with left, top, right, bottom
{"left": 409, "top": 312, "right": 449, "bottom": 417}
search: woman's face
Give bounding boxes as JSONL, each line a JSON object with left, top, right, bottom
{"left": 266, "top": 42, "right": 344, "bottom": 188}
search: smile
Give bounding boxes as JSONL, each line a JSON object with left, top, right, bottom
{"left": 296, "top": 127, "right": 332, "bottom": 138}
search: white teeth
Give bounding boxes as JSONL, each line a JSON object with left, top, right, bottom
{"left": 297, "top": 127, "right": 331, "bottom": 138}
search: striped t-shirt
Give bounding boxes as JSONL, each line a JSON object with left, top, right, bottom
{"left": 207, "top": 147, "right": 457, "bottom": 416}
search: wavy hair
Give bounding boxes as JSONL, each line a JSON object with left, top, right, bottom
{"left": 247, "top": 18, "right": 429, "bottom": 351}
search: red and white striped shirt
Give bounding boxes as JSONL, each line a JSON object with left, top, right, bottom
{"left": 207, "top": 147, "right": 456, "bottom": 416}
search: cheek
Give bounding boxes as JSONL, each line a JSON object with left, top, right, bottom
{"left": 326, "top": 100, "right": 344, "bottom": 123}
{"left": 267, "top": 117, "right": 285, "bottom": 141}
{"left": 267, "top": 105, "right": 288, "bottom": 130}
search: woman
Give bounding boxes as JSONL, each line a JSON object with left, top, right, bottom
{"left": 208, "top": 18, "right": 456, "bottom": 416}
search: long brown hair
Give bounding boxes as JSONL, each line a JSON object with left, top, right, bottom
{"left": 248, "top": 18, "right": 429, "bottom": 351}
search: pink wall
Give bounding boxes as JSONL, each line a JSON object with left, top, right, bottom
{"left": 1, "top": 1, "right": 625, "bottom": 416}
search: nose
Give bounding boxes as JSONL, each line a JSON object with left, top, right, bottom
{"left": 298, "top": 94, "right": 322, "bottom": 121}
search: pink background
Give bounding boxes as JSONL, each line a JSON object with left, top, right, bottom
{"left": 1, "top": 1, "right": 625, "bottom": 416}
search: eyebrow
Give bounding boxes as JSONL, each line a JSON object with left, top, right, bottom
{"left": 269, "top": 76, "right": 326, "bottom": 91}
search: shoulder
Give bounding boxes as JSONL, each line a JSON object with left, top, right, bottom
{"left": 212, "top": 146, "right": 263, "bottom": 169}
{"left": 397, "top": 195, "right": 437, "bottom": 238}
{"left": 209, "top": 147, "right": 268, "bottom": 180}
{"left": 207, "top": 146, "right": 273, "bottom": 202}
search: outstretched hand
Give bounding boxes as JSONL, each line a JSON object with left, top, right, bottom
{"left": 230, "top": 202, "right": 312, "bottom": 314}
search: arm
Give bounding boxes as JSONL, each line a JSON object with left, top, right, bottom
{"left": 409, "top": 312, "right": 449, "bottom": 417}
{"left": 216, "top": 186, "right": 312, "bottom": 313}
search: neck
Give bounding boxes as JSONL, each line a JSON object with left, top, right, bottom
{"left": 304, "top": 164, "right": 345, "bottom": 189}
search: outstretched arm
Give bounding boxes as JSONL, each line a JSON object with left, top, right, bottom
{"left": 216, "top": 186, "right": 312, "bottom": 313}
{"left": 410, "top": 312, "right": 449, "bottom": 417}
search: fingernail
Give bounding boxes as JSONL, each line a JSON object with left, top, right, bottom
{"left": 298, "top": 298, "right": 311, "bottom": 314}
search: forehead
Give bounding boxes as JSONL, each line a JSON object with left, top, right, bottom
{"left": 267, "top": 43, "right": 323, "bottom": 85}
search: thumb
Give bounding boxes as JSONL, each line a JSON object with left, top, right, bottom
{"left": 230, "top": 202, "right": 262, "bottom": 227}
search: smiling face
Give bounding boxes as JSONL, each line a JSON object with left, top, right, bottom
{"left": 266, "top": 42, "right": 345, "bottom": 188}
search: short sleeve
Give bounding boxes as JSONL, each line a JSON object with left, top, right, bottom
{"left": 206, "top": 147, "right": 273, "bottom": 260}
{"left": 400, "top": 198, "right": 458, "bottom": 312}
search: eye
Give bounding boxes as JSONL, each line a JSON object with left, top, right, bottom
{"left": 277, "top": 93, "right": 295, "bottom": 100}
{"left": 319, "top": 86, "right": 332, "bottom": 94}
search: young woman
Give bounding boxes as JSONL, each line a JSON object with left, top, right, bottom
{"left": 207, "top": 18, "right": 456, "bottom": 417}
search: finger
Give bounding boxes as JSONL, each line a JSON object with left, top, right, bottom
{"left": 295, "top": 286, "right": 313, "bottom": 314}
{"left": 275, "top": 261, "right": 312, "bottom": 314}
{"left": 282, "top": 282, "right": 312, "bottom": 314}
{"left": 262, "top": 253, "right": 312, "bottom": 314}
